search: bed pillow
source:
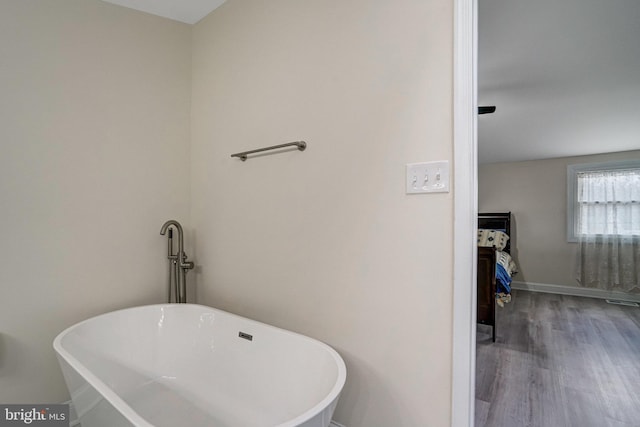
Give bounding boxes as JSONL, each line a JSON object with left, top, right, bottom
{"left": 477, "top": 229, "right": 509, "bottom": 250}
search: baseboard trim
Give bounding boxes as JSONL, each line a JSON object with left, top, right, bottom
{"left": 330, "top": 421, "right": 346, "bottom": 427}
{"left": 511, "top": 281, "right": 640, "bottom": 303}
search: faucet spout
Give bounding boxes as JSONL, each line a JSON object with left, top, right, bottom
{"left": 160, "top": 219, "right": 183, "bottom": 237}
{"left": 160, "top": 219, "right": 184, "bottom": 255}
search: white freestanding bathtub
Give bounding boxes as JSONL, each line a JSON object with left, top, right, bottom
{"left": 53, "top": 304, "right": 346, "bottom": 427}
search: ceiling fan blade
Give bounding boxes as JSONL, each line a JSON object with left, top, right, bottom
{"left": 478, "top": 106, "right": 496, "bottom": 114}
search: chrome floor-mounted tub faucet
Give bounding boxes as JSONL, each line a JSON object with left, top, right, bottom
{"left": 160, "top": 220, "right": 194, "bottom": 303}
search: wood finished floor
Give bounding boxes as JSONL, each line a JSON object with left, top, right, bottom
{"left": 475, "top": 290, "right": 640, "bottom": 427}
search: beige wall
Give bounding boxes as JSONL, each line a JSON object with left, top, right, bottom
{"left": 479, "top": 150, "right": 640, "bottom": 288}
{"left": 191, "top": 1, "right": 454, "bottom": 426}
{"left": 0, "top": 0, "right": 191, "bottom": 402}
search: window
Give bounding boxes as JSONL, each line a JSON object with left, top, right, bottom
{"left": 567, "top": 160, "right": 640, "bottom": 242}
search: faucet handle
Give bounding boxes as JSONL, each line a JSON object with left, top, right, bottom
{"left": 180, "top": 252, "right": 194, "bottom": 270}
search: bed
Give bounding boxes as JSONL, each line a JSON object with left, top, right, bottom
{"left": 477, "top": 212, "right": 518, "bottom": 342}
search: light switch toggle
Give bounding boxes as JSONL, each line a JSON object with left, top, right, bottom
{"left": 406, "top": 161, "right": 450, "bottom": 194}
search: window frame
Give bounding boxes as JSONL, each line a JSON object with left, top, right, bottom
{"left": 567, "top": 159, "right": 640, "bottom": 242}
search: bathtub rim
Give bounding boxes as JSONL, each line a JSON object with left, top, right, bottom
{"left": 53, "top": 303, "right": 347, "bottom": 427}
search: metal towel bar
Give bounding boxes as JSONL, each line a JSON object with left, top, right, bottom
{"left": 231, "top": 141, "right": 307, "bottom": 161}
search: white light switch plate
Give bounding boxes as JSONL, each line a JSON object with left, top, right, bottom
{"left": 406, "top": 161, "right": 450, "bottom": 194}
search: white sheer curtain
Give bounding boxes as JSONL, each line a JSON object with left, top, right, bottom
{"left": 576, "top": 169, "right": 640, "bottom": 292}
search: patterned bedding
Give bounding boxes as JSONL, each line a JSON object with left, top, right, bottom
{"left": 477, "top": 229, "right": 509, "bottom": 250}
{"left": 478, "top": 229, "right": 518, "bottom": 307}
{"left": 495, "top": 250, "right": 517, "bottom": 307}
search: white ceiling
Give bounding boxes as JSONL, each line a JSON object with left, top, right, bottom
{"left": 478, "top": 0, "right": 640, "bottom": 164}
{"left": 100, "top": 0, "right": 226, "bottom": 24}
